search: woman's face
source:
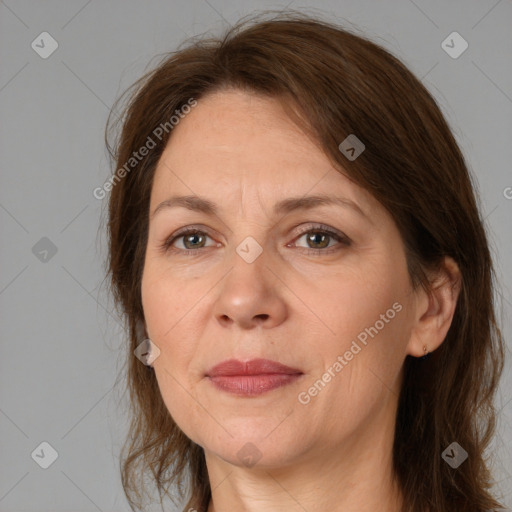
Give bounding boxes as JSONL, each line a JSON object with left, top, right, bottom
{"left": 141, "top": 89, "right": 420, "bottom": 468}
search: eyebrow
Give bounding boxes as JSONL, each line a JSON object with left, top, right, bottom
{"left": 151, "top": 194, "right": 368, "bottom": 221}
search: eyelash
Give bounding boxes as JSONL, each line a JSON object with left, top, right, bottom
{"left": 159, "top": 224, "right": 351, "bottom": 257}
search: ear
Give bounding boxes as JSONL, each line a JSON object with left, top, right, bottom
{"left": 406, "top": 256, "right": 461, "bottom": 357}
{"left": 136, "top": 317, "right": 150, "bottom": 340}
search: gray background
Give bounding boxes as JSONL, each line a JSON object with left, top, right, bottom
{"left": 1, "top": 0, "right": 511, "bottom": 510}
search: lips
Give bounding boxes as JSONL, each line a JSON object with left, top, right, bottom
{"left": 206, "top": 358, "right": 303, "bottom": 396}
{"left": 207, "top": 358, "right": 302, "bottom": 377}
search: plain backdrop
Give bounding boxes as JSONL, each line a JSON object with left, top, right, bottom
{"left": 1, "top": 1, "right": 511, "bottom": 510}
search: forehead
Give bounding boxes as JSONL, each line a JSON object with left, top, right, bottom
{"left": 159, "top": 89, "right": 322, "bottom": 171}
{"left": 150, "top": 89, "right": 378, "bottom": 219}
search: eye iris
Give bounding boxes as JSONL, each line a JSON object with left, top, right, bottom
{"left": 184, "top": 232, "right": 205, "bottom": 249}
{"left": 307, "top": 231, "right": 329, "bottom": 249}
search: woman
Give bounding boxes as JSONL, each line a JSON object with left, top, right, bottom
{"left": 105, "top": 11, "right": 506, "bottom": 512}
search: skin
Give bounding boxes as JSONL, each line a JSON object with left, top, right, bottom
{"left": 141, "top": 89, "right": 461, "bottom": 512}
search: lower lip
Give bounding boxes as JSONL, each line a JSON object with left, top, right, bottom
{"left": 208, "top": 374, "right": 302, "bottom": 396}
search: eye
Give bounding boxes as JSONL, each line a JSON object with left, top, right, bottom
{"left": 160, "top": 223, "right": 351, "bottom": 256}
{"left": 291, "top": 224, "right": 350, "bottom": 255}
{"left": 160, "top": 228, "right": 217, "bottom": 254}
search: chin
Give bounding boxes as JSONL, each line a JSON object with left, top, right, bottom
{"left": 197, "top": 420, "right": 309, "bottom": 470}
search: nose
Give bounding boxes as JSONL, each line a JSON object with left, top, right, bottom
{"left": 212, "top": 248, "right": 288, "bottom": 330}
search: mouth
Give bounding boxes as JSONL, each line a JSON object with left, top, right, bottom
{"left": 205, "top": 358, "right": 304, "bottom": 396}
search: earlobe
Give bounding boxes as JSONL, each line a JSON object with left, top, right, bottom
{"left": 136, "top": 317, "right": 150, "bottom": 342}
{"left": 406, "top": 256, "right": 461, "bottom": 358}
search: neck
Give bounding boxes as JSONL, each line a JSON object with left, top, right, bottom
{"left": 205, "top": 397, "right": 403, "bottom": 512}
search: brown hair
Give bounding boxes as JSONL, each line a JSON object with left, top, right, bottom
{"left": 105, "top": 11, "right": 505, "bottom": 512}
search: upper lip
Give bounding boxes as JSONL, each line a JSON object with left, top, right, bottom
{"left": 206, "top": 358, "right": 302, "bottom": 377}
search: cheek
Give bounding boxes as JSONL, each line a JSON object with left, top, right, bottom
{"left": 151, "top": 364, "right": 208, "bottom": 449}
{"left": 141, "top": 269, "right": 200, "bottom": 380}
{"left": 141, "top": 265, "right": 177, "bottom": 339}
{"left": 142, "top": 275, "right": 205, "bottom": 441}
{"left": 142, "top": 263, "right": 196, "bottom": 341}
{"left": 318, "top": 260, "right": 408, "bottom": 344}
{"left": 304, "top": 308, "right": 410, "bottom": 444}
{"left": 303, "top": 260, "right": 411, "bottom": 410}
